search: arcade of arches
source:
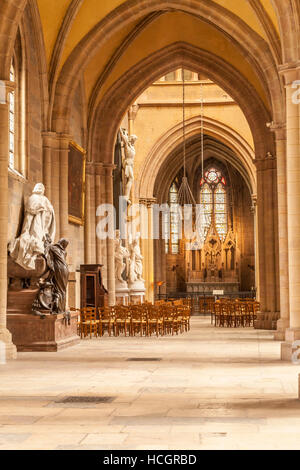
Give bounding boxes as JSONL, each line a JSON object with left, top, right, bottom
{"left": 0, "top": 0, "right": 300, "bottom": 450}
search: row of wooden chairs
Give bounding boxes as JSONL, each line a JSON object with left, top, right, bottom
{"left": 212, "top": 299, "right": 260, "bottom": 328}
{"left": 73, "top": 303, "right": 191, "bottom": 338}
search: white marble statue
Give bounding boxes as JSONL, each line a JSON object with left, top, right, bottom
{"left": 128, "top": 233, "right": 145, "bottom": 285}
{"left": 120, "top": 128, "right": 137, "bottom": 203}
{"left": 114, "top": 229, "right": 130, "bottom": 285}
{"left": 9, "top": 183, "right": 56, "bottom": 271}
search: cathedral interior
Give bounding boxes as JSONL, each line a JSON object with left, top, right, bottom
{"left": 0, "top": 0, "right": 300, "bottom": 451}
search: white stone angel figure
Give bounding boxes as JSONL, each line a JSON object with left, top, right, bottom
{"left": 114, "top": 230, "right": 130, "bottom": 285}
{"left": 9, "top": 183, "right": 56, "bottom": 271}
{"left": 128, "top": 234, "right": 145, "bottom": 285}
{"left": 120, "top": 128, "right": 137, "bottom": 203}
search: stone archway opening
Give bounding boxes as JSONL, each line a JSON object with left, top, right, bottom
{"left": 95, "top": 59, "right": 277, "bottom": 317}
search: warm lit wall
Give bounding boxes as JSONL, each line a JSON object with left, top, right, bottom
{"left": 8, "top": 6, "right": 44, "bottom": 245}
{"left": 130, "top": 75, "right": 256, "bottom": 296}
{"left": 133, "top": 79, "right": 254, "bottom": 197}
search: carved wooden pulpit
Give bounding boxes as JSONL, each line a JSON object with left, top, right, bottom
{"left": 80, "top": 264, "right": 108, "bottom": 310}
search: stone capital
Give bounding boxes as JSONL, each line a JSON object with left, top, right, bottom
{"left": 57, "top": 133, "right": 72, "bottom": 149}
{"left": 102, "top": 163, "right": 117, "bottom": 179}
{"left": 94, "top": 162, "right": 104, "bottom": 176}
{"left": 139, "top": 197, "right": 157, "bottom": 208}
{"left": 42, "top": 131, "right": 57, "bottom": 148}
{"left": 86, "top": 161, "right": 95, "bottom": 176}
{"left": 254, "top": 152, "right": 277, "bottom": 171}
{"left": 278, "top": 61, "right": 300, "bottom": 85}
{"left": 266, "top": 122, "right": 286, "bottom": 140}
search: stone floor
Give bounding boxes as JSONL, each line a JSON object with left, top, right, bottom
{"left": 0, "top": 317, "right": 300, "bottom": 450}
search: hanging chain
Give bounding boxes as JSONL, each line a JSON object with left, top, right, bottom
{"left": 200, "top": 81, "right": 204, "bottom": 180}
{"left": 182, "top": 67, "right": 186, "bottom": 179}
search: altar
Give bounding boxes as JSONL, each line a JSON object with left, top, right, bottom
{"left": 185, "top": 226, "right": 240, "bottom": 294}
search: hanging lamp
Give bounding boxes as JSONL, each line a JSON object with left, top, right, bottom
{"left": 178, "top": 68, "right": 196, "bottom": 207}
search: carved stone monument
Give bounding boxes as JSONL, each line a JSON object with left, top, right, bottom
{"left": 114, "top": 229, "right": 130, "bottom": 305}
{"left": 120, "top": 128, "right": 137, "bottom": 204}
{"left": 7, "top": 184, "right": 79, "bottom": 352}
{"left": 128, "top": 233, "right": 146, "bottom": 304}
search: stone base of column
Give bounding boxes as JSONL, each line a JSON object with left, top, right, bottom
{"left": 281, "top": 328, "right": 300, "bottom": 361}
{"left": 274, "top": 318, "right": 290, "bottom": 341}
{"left": 254, "top": 311, "right": 279, "bottom": 330}
{"left": 0, "top": 328, "right": 17, "bottom": 361}
{"left": 129, "top": 281, "right": 146, "bottom": 305}
{"left": 115, "top": 285, "right": 130, "bottom": 306}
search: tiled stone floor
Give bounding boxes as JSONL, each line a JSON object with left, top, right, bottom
{"left": 0, "top": 317, "right": 300, "bottom": 450}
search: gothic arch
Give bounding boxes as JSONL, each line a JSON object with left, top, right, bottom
{"left": 50, "top": 0, "right": 284, "bottom": 134}
{"left": 90, "top": 43, "right": 272, "bottom": 169}
{"left": 271, "top": 0, "right": 300, "bottom": 63}
{"left": 137, "top": 115, "right": 256, "bottom": 201}
{"left": 0, "top": 0, "right": 28, "bottom": 78}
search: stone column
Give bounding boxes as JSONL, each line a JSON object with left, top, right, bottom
{"left": 42, "top": 132, "right": 56, "bottom": 201}
{"left": 269, "top": 124, "right": 290, "bottom": 341}
{"left": 279, "top": 64, "right": 300, "bottom": 359}
{"left": 51, "top": 134, "right": 60, "bottom": 240}
{"left": 0, "top": 80, "right": 17, "bottom": 360}
{"left": 140, "top": 198, "right": 157, "bottom": 303}
{"left": 84, "top": 162, "right": 95, "bottom": 265}
{"left": 104, "top": 164, "right": 116, "bottom": 306}
{"left": 94, "top": 163, "right": 103, "bottom": 265}
{"left": 255, "top": 153, "right": 280, "bottom": 328}
{"left": 58, "top": 134, "right": 70, "bottom": 240}
{"left": 251, "top": 194, "right": 259, "bottom": 298}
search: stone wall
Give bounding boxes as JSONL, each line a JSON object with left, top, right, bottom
{"left": 8, "top": 6, "right": 43, "bottom": 243}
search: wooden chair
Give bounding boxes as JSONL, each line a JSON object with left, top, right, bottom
{"left": 98, "top": 307, "right": 115, "bottom": 336}
{"left": 115, "top": 307, "right": 131, "bottom": 336}
{"left": 130, "top": 307, "right": 148, "bottom": 336}
{"left": 80, "top": 308, "right": 99, "bottom": 339}
{"left": 147, "top": 306, "right": 164, "bottom": 337}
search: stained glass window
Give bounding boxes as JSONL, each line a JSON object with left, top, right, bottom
{"left": 214, "top": 184, "right": 227, "bottom": 241}
{"left": 199, "top": 183, "right": 213, "bottom": 238}
{"left": 199, "top": 168, "right": 228, "bottom": 241}
{"left": 165, "top": 182, "right": 180, "bottom": 254}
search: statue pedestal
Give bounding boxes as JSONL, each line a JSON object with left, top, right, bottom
{"left": 7, "top": 288, "right": 79, "bottom": 352}
{"left": 115, "top": 283, "right": 130, "bottom": 306}
{"left": 129, "top": 281, "right": 146, "bottom": 304}
{"left": 7, "top": 311, "right": 80, "bottom": 352}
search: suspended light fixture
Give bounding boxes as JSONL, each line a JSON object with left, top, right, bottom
{"left": 178, "top": 68, "right": 196, "bottom": 207}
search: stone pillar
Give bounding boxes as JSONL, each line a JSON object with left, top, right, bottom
{"left": 58, "top": 134, "right": 70, "bottom": 240}
{"left": 140, "top": 198, "right": 157, "bottom": 303}
{"left": 251, "top": 194, "right": 259, "bottom": 298}
{"left": 269, "top": 124, "right": 290, "bottom": 341}
{"left": 84, "top": 162, "right": 95, "bottom": 265}
{"left": 95, "top": 163, "right": 103, "bottom": 265}
{"left": 57, "top": 134, "right": 74, "bottom": 310}
{"left": 255, "top": 153, "right": 280, "bottom": 328}
{"left": 104, "top": 164, "right": 116, "bottom": 306}
{"left": 42, "top": 132, "right": 56, "bottom": 201}
{"left": 51, "top": 135, "right": 60, "bottom": 240}
{"left": 279, "top": 64, "right": 300, "bottom": 359}
{"left": 0, "top": 80, "right": 17, "bottom": 360}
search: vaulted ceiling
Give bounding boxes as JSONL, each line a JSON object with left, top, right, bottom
{"left": 34, "top": 0, "right": 284, "bottom": 116}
